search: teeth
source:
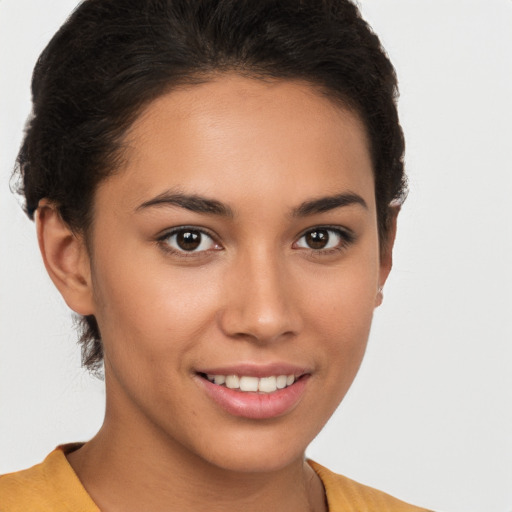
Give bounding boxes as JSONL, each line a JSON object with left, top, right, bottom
{"left": 258, "top": 376, "right": 277, "bottom": 393}
{"left": 276, "top": 375, "right": 287, "bottom": 389}
{"left": 213, "top": 375, "right": 225, "bottom": 385}
{"left": 205, "top": 373, "right": 297, "bottom": 393}
{"left": 239, "top": 376, "right": 259, "bottom": 392}
{"left": 225, "top": 375, "right": 240, "bottom": 389}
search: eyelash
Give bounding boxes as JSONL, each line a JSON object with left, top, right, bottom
{"left": 294, "top": 226, "right": 356, "bottom": 255}
{"left": 156, "top": 225, "right": 355, "bottom": 258}
{"left": 157, "top": 226, "right": 221, "bottom": 258}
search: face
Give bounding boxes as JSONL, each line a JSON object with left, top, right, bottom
{"left": 85, "top": 75, "right": 390, "bottom": 473}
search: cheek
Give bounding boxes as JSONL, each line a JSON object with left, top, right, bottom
{"left": 90, "top": 249, "right": 222, "bottom": 369}
{"left": 302, "top": 250, "right": 379, "bottom": 379}
{"left": 306, "top": 250, "right": 379, "bottom": 330}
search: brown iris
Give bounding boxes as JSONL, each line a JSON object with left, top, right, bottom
{"left": 176, "top": 230, "right": 202, "bottom": 251}
{"left": 305, "top": 229, "right": 330, "bottom": 249}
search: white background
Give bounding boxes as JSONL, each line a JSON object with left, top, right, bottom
{"left": 1, "top": 1, "right": 511, "bottom": 511}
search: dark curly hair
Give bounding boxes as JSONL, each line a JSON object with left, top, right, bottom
{"left": 14, "top": 0, "right": 406, "bottom": 373}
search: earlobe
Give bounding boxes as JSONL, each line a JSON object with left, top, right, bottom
{"left": 375, "top": 205, "right": 400, "bottom": 308}
{"left": 375, "top": 286, "right": 384, "bottom": 307}
{"left": 36, "top": 201, "right": 95, "bottom": 316}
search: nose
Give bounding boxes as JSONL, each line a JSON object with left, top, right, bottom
{"left": 218, "top": 248, "right": 302, "bottom": 344}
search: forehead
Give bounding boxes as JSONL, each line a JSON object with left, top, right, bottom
{"left": 99, "top": 75, "right": 375, "bottom": 214}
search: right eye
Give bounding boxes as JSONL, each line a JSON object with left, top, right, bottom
{"left": 160, "top": 228, "right": 221, "bottom": 254}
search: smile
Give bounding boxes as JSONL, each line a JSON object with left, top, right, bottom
{"left": 204, "top": 374, "right": 296, "bottom": 393}
{"left": 197, "top": 369, "right": 309, "bottom": 419}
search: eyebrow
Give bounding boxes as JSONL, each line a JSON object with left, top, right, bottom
{"left": 292, "top": 192, "right": 367, "bottom": 217}
{"left": 136, "top": 191, "right": 234, "bottom": 217}
{"left": 136, "top": 190, "right": 367, "bottom": 218}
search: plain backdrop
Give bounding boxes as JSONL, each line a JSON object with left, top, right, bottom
{"left": 1, "top": 1, "right": 511, "bottom": 511}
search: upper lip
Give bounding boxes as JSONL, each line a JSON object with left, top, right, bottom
{"left": 195, "top": 362, "right": 311, "bottom": 378}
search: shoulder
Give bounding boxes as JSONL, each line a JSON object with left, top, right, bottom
{"left": 308, "top": 460, "right": 434, "bottom": 512}
{"left": 0, "top": 456, "right": 55, "bottom": 511}
{"left": 0, "top": 444, "right": 98, "bottom": 512}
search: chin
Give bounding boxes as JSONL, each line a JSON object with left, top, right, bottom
{"left": 205, "top": 447, "right": 305, "bottom": 475}
{"left": 186, "top": 422, "right": 316, "bottom": 474}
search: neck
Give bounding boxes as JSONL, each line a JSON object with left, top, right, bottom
{"left": 67, "top": 411, "right": 327, "bottom": 512}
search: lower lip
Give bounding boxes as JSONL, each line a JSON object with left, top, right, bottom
{"left": 198, "top": 375, "right": 309, "bottom": 420}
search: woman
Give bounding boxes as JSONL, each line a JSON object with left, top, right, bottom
{"left": 1, "top": 0, "right": 431, "bottom": 510}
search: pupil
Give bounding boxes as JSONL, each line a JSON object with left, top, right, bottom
{"left": 306, "top": 230, "right": 328, "bottom": 249}
{"left": 177, "top": 230, "right": 201, "bottom": 251}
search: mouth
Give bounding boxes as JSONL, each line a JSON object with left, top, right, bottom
{"left": 198, "top": 373, "right": 299, "bottom": 393}
{"left": 196, "top": 368, "right": 310, "bottom": 419}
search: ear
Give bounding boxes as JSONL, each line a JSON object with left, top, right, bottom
{"left": 36, "top": 200, "right": 95, "bottom": 316}
{"left": 375, "top": 204, "right": 400, "bottom": 307}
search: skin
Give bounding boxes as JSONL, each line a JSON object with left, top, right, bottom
{"left": 37, "top": 75, "right": 395, "bottom": 512}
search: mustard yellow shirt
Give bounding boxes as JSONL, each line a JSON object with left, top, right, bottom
{"left": 0, "top": 445, "right": 432, "bottom": 511}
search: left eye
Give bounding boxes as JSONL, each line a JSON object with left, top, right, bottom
{"left": 162, "top": 228, "right": 219, "bottom": 253}
{"left": 295, "top": 228, "right": 349, "bottom": 250}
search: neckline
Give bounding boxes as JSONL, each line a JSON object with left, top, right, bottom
{"left": 53, "top": 444, "right": 332, "bottom": 511}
